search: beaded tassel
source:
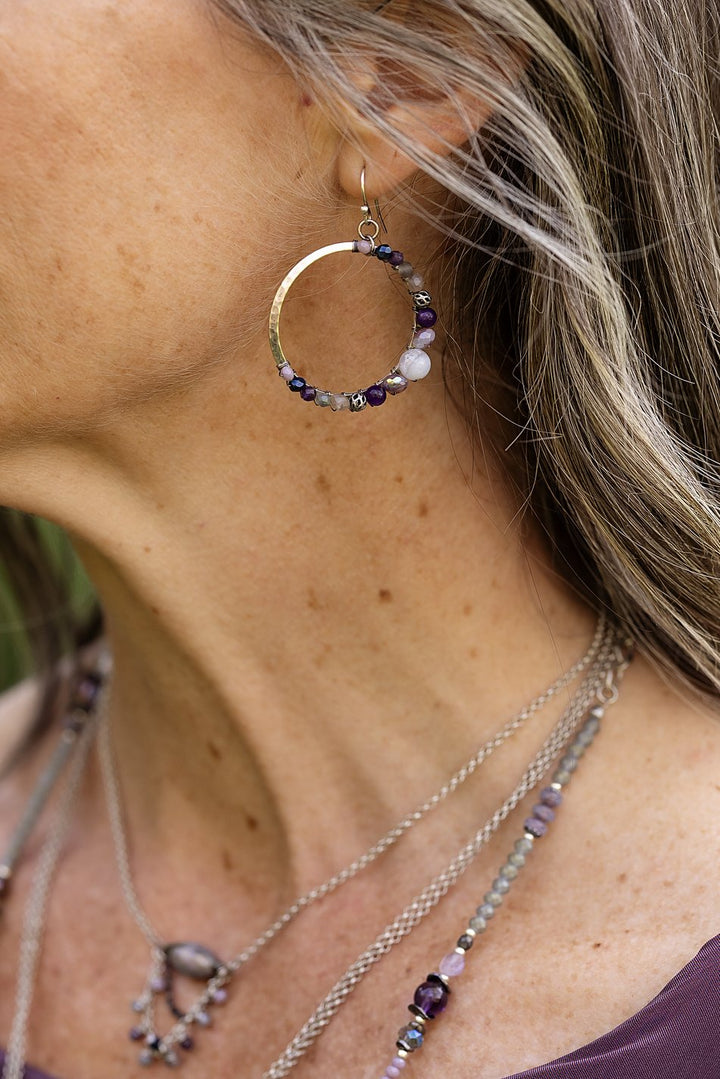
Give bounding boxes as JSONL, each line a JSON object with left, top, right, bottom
{"left": 378, "top": 705, "right": 605, "bottom": 1078}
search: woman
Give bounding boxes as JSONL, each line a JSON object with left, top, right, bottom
{"left": 0, "top": 0, "right": 719, "bottom": 1076}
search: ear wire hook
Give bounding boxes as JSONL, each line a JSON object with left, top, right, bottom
{"left": 360, "top": 164, "right": 388, "bottom": 236}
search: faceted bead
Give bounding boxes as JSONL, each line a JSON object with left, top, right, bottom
{"left": 279, "top": 364, "right": 295, "bottom": 381}
{"left": 396, "top": 262, "right": 414, "bottom": 279}
{"left": 577, "top": 727, "right": 596, "bottom": 747}
{"left": 524, "top": 817, "right": 548, "bottom": 838}
{"left": 492, "top": 876, "right": 511, "bottom": 894}
{"left": 553, "top": 768, "right": 572, "bottom": 786}
{"left": 540, "top": 787, "right": 563, "bottom": 807}
{"left": 477, "top": 903, "right": 495, "bottom": 920}
{"left": 166, "top": 943, "right": 222, "bottom": 981}
{"left": 415, "top": 308, "right": 437, "bottom": 328}
{"left": 439, "top": 951, "right": 466, "bottom": 977}
{"left": 407, "top": 273, "right": 424, "bottom": 290}
{"left": 485, "top": 889, "right": 503, "bottom": 907}
{"left": 397, "top": 349, "right": 431, "bottom": 381}
{"left": 355, "top": 239, "right": 373, "bottom": 255}
{"left": 299, "top": 384, "right": 317, "bottom": 402}
{"left": 532, "top": 803, "right": 555, "bottom": 823}
{"left": 560, "top": 755, "right": 578, "bottom": 772}
{"left": 315, "top": 391, "right": 332, "bottom": 407}
{"left": 413, "top": 979, "right": 449, "bottom": 1017}
{"left": 457, "top": 934, "right": 474, "bottom": 951}
{"left": 412, "top": 328, "right": 436, "bottom": 349}
{"left": 515, "top": 836, "right": 534, "bottom": 854}
{"left": 508, "top": 851, "right": 525, "bottom": 868}
{"left": 288, "top": 377, "right": 306, "bottom": 393}
{"left": 469, "top": 915, "right": 487, "bottom": 932}
{"left": 500, "top": 862, "right": 519, "bottom": 880}
{"left": 330, "top": 394, "right": 350, "bottom": 411}
{"left": 397, "top": 1025, "right": 424, "bottom": 1051}
{"left": 389, "top": 250, "right": 405, "bottom": 266}
{"left": 376, "top": 244, "right": 393, "bottom": 261}
{"left": 383, "top": 373, "right": 409, "bottom": 395}
{"left": 366, "top": 384, "right": 387, "bottom": 407}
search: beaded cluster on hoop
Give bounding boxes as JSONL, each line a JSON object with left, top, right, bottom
{"left": 269, "top": 169, "right": 437, "bottom": 413}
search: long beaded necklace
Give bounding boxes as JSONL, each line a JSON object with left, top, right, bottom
{"left": 0, "top": 617, "right": 629, "bottom": 1079}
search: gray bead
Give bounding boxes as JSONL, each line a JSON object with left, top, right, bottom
{"left": 553, "top": 768, "right": 572, "bottom": 785}
{"left": 477, "top": 902, "right": 496, "bottom": 920}
{"left": 568, "top": 743, "right": 585, "bottom": 758}
{"left": 577, "top": 727, "right": 596, "bottom": 746}
{"left": 411, "top": 290, "right": 433, "bottom": 308}
{"left": 499, "top": 863, "right": 519, "bottom": 880}
{"left": 484, "top": 890, "right": 504, "bottom": 908}
{"left": 165, "top": 942, "right": 221, "bottom": 981}
{"left": 139, "top": 1050, "right": 154, "bottom": 1067}
{"left": 349, "top": 392, "right": 367, "bottom": 412}
{"left": 492, "top": 876, "right": 511, "bottom": 894}
{"left": 396, "top": 261, "right": 414, "bottom": 279}
{"left": 314, "top": 391, "right": 332, "bottom": 407}
{"left": 469, "top": 915, "right": 487, "bottom": 933}
{"left": 560, "top": 755, "right": 578, "bottom": 772}
{"left": 508, "top": 851, "right": 526, "bottom": 868}
{"left": 515, "top": 836, "right": 534, "bottom": 854}
{"left": 164, "top": 1051, "right": 180, "bottom": 1068}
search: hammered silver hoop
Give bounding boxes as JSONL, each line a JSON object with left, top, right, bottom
{"left": 268, "top": 176, "right": 438, "bottom": 413}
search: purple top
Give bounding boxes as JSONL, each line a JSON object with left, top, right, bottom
{"left": 2, "top": 935, "right": 719, "bottom": 1078}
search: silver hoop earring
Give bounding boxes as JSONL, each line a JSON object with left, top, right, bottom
{"left": 268, "top": 167, "right": 437, "bottom": 413}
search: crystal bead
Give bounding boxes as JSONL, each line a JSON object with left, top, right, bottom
{"left": 407, "top": 273, "right": 424, "bottom": 290}
{"left": 439, "top": 951, "right": 466, "bottom": 977}
{"left": 389, "top": 250, "right": 405, "bottom": 266}
{"left": 396, "top": 262, "right": 414, "bottom": 279}
{"left": 376, "top": 244, "right": 393, "bottom": 261}
{"left": 383, "top": 373, "right": 409, "bottom": 395}
{"left": 279, "top": 364, "right": 295, "bottom": 381}
{"left": 397, "top": 1025, "right": 424, "bottom": 1051}
{"left": 457, "top": 933, "right": 474, "bottom": 951}
{"left": 355, "top": 239, "right": 373, "bottom": 255}
{"left": 413, "top": 979, "right": 449, "bottom": 1017}
{"left": 315, "top": 391, "right": 332, "bottom": 407}
{"left": 300, "top": 384, "right": 317, "bottom": 402}
{"left": 397, "top": 348, "right": 431, "bottom": 381}
{"left": 330, "top": 394, "right": 350, "bottom": 411}
{"left": 288, "top": 376, "right": 306, "bottom": 392}
{"left": 412, "top": 328, "right": 436, "bottom": 349}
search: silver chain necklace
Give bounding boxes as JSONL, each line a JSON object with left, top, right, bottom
{"left": 2, "top": 615, "right": 624, "bottom": 1078}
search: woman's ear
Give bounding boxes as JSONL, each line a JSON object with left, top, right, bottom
{"left": 335, "top": 44, "right": 529, "bottom": 201}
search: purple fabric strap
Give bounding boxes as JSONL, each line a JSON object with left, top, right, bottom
{"left": 2, "top": 936, "right": 719, "bottom": 1079}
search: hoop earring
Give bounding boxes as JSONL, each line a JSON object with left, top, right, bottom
{"left": 268, "top": 167, "right": 437, "bottom": 413}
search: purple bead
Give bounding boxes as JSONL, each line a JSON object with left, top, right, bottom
{"left": 375, "top": 244, "right": 393, "bottom": 261}
{"left": 392, "top": 1058, "right": 407, "bottom": 1070}
{"left": 299, "top": 384, "right": 317, "bottom": 402}
{"left": 211, "top": 988, "right": 228, "bottom": 1004}
{"left": 540, "top": 786, "right": 563, "bottom": 807}
{"left": 532, "top": 803, "right": 555, "bottom": 823}
{"left": 355, "top": 239, "right": 373, "bottom": 255}
{"left": 288, "top": 376, "right": 306, "bottom": 392}
{"left": 524, "top": 817, "right": 548, "bottom": 838}
{"left": 388, "top": 250, "right": 405, "bottom": 266}
{"left": 180, "top": 1037, "right": 195, "bottom": 1051}
{"left": 72, "top": 675, "right": 101, "bottom": 713}
{"left": 413, "top": 979, "right": 449, "bottom": 1018}
{"left": 415, "top": 308, "right": 437, "bottom": 328}
{"left": 279, "top": 363, "right": 295, "bottom": 381}
{"left": 129, "top": 1027, "right": 144, "bottom": 1042}
{"left": 365, "top": 384, "right": 387, "bottom": 407}
{"left": 386, "top": 1068, "right": 401, "bottom": 1078}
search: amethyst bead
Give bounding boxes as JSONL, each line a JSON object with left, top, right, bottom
{"left": 288, "top": 376, "right": 306, "bottom": 392}
{"left": 439, "top": 951, "right": 466, "bottom": 977}
{"left": 365, "top": 384, "right": 387, "bottom": 407}
{"left": 355, "top": 239, "right": 373, "bottom": 255}
{"left": 180, "top": 1037, "right": 195, "bottom": 1052}
{"left": 415, "top": 308, "right": 437, "bottom": 328}
{"left": 540, "top": 786, "right": 563, "bottom": 807}
{"left": 299, "top": 384, "right": 317, "bottom": 402}
{"left": 413, "top": 979, "right": 449, "bottom": 1018}
{"left": 389, "top": 250, "right": 405, "bottom": 266}
{"left": 532, "top": 803, "right": 556, "bottom": 823}
{"left": 129, "top": 1027, "right": 144, "bottom": 1042}
{"left": 524, "top": 817, "right": 548, "bottom": 838}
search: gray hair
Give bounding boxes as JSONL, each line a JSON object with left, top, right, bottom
{"left": 208, "top": 0, "right": 720, "bottom": 699}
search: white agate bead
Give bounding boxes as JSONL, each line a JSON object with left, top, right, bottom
{"left": 397, "top": 348, "right": 431, "bottom": 381}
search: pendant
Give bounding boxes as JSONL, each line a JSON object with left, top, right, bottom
{"left": 128, "top": 942, "right": 231, "bottom": 1067}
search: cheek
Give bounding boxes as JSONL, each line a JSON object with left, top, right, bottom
{"left": 0, "top": 1, "right": 303, "bottom": 434}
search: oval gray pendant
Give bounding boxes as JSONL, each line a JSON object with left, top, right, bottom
{"left": 165, "top": 942, "right": 222, "bottom": 981}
